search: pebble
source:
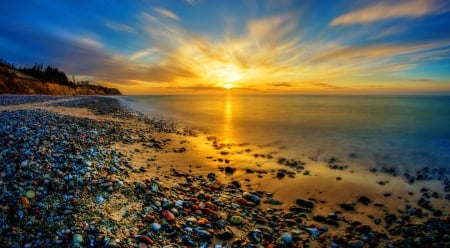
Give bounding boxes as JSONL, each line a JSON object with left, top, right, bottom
{"left": 1, "top": 95, "right": 449, "bottom": 248}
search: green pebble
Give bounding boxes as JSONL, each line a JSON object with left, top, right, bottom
{"left": 25, "top": 190, "right": 35, "bottom": 199}
{"left": 229, "top": 215, "right": 243, "bottom": 226}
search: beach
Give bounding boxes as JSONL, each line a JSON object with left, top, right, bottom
{"left": 0, "top": 95, "right": 449, "bottom": 248}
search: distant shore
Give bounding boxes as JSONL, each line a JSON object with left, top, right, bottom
{"left": 0, "top": 95, "right": 448, "bottom": 247}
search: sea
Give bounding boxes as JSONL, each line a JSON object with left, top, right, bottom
{"left": 118, "top": 94, "right": 450, "bottom": 172}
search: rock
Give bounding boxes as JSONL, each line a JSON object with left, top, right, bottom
{"left": 313, "top": 214, "right": 327, "bottom": 222}
{"left": 139, "top": 235, "right": 153, "bottom": 245}
{"left": 248, "top": 229, "right": 263, "bottom": 243}
{"left": 357, "top": 196, "right": 371, "bottom": 205}
{"left": 339, "top": 202, "right": 355, "bottom": 211}
{"left": 229, "top": 215, "right": 244, "bottom": 226}
{"left": 296, "top": 198, "right": 314, "bottom": 209}
{"left": 276, "top": 170, "right": 286, "bottom": 178}
{"left": 72, "top": 234, "right": 83, "bottom": 246}
{"left": 384, "top": 213, "right": 397, "bottom": 225}
{"left": 216, "top": 229, "right": 234, "bottom": 240}
{"left": 161, "top": 210, "right": 176, "bottom": 222}
{"left": 230, "top": 180, "right": 241, "bottom": 188}
{"left": 355, "top": 224, "right": 371, "bottom": 233}
{"left": 224, "top": 166, "right": 236, "bottom": 173}
{"left": 182, "top": 235, "right": 195, "bottom": 246}
{"left": 25, "top": 190, "right": 36, "bottom": 199}
{"left": 247, "top": 194, "right": 261, "bottom": 205}
{"left": 306, "top": 228, "right": 320, "bottom": 238}
{"left": 194, "top": 227, "right": 213, "bottom": 239}
{"left": 20, "top": 196, "right": 30, "bottom": 206}
{"left": 278, "top": 232, "right": 292, "bottom": 245}
{"left": 348, "top": 240, "right": 365, "bottom": 248}
{"left": 151, "top": 223, "right": 161, "bottom": 231}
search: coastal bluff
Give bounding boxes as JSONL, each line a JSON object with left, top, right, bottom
{"left": 0, "top": 64, "right": 121, "bottom": 95}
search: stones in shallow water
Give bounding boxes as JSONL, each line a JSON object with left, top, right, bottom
{"left": 296, "top": 198, "right": 314, "bottom": 209}
{"left": 357, "top": 196, "right": 371, "bottom": 205}
{"left": 340, "top": 202, "right": 356, "bottom": 211}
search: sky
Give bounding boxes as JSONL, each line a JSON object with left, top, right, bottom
{"left": 1, "top": 0, "right": 450, "bottom": 94}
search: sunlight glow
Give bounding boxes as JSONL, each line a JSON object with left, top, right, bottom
{"left": 224, "top": 83, "right": 233, "bottom": 90}
{"left": 207, "top": 63, "right": 245, "bottom": 86}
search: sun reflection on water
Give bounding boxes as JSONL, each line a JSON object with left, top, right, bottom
{"left": 223, "top": 92, "right": 233, "bottom": 144}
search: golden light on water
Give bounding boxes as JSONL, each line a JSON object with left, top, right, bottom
{"left": 223, "top": 93, "right": 233, "bottom": 144}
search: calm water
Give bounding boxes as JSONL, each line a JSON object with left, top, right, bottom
{"left": 119, "top": 94, "right": 450, "bottom": 170}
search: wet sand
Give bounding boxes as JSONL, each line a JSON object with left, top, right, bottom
{"left": 0, "top": 95, "right": 448, "bottom": 247}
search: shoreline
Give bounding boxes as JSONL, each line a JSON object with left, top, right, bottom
{"left": 0, "top": 95, "right": 449, "bottom": 247}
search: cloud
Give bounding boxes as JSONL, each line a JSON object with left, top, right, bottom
{"left": 369, "top": 25, "right": 405, "bottom": 39}
{"left": 104, "top": 20, "right": 136, "bottom": 34}
{"left": 330, "top": 0, "right": 446, "bottom": 26}
{"left": 270, "top": 82, "right": 293, "bottom": 87}
{"left": 154, "top": 7, "right": 180, "bottom": 21}
{"left": 186, "top": 0, "right": 200, "bottom": 6}
{"left": 312, "top": 83, "right": 346, "bottom": 89}
{"left": 308, "top": 43, "right": 450, "bottom": 64}
{"left": 129, "top": 48, "right": 158, "bottom": 61}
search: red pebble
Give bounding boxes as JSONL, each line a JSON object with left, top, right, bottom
{"left": 205, "top": 201, "right": 218, "bottom": 211}
{"left": 144, "top": 214, "right": 155, "bottom": 223}
{"left": 139, "top": 235, "right": 153, "bottom": 244}
{"left": 202, "top": 208, "right": 216, "bottom": 215}
{"left": 161, "top": 210, "right": 176, "bottom": 222}
{"left": 237, "top": 198, "right": 248, "bottom": 206}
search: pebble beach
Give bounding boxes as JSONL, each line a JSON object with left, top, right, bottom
{"left": 0, "top": 95, "right": 449, "bottom": 248}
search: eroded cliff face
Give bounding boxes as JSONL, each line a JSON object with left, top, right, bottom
{"left": 0, "top": 65, "right": 121, "bottom": 95}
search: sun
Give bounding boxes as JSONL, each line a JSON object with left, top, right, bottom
{"left": 207, "top": 63, "right": 244, "bottom": 89}
{"left": 224, "top": 83, "right": 233, "bottom": 90}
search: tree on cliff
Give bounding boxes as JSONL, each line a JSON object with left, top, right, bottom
{"left": 18, "top": 64, "right": 76, "bottom": 88}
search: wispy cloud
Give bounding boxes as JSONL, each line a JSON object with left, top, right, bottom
{"left": 330, "top": 0, "right": 446, "bottom": 26}
{"left": 104, "top": 20, "right": 136, "bottom": 34}
{"left": 129, "top": 48, "right": 158, "bottom": 61}
{"left": 154, "top": 7, "right": 180, "bottom": 21}
{"left": 186, "top": 0, "right": 200, "bottom": 6}
{"left": 270, "top": 82, "right": 293, "bottom": 87}
{"left": 308, "top": 43, "right": 450, "bottom": 65}
{"left": 312, "top": 83, "right": 347, "bottom": 90}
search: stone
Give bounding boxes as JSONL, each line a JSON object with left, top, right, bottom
{"left": 357, "top": 196, "right": 371, "bottom": 205}
{"left": 229, "top": 215, "right": 244, "bottom": 226}
{"left": 296, "top": 198, "right": 314, "bottom": 209}
{"left": 161, "top": 210, "right": 176, "bottom": 222}
{"left": 339, "top": 202, "right": 355, "bottom": 211}
{"left": 25, "top": 190, "right": 35, "bottom": 199}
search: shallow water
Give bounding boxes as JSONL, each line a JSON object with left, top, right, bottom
{"left": 119, "top": 94, "right": 450, "bottom": 171}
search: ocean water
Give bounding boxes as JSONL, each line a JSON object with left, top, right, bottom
{"left": 119, "top": 94, "right": 450, "bottom": 171}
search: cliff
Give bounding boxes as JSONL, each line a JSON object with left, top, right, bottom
{"left": 0, "top": 64, "right": 121, "bottom": 95}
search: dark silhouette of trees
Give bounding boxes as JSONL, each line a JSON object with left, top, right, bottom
{"left": 18, "top": 64, "right": 75, "bottom": 87}
{"left": 1, "top": 58, "right": 121, "bottom": 95}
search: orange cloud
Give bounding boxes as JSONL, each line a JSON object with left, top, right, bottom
{"left": 330, "top": 0, "right": 447, "bottom": 26}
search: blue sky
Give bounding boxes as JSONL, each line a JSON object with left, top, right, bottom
{"left": 1, "top": 0, "right": 450, "bottom": 94}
